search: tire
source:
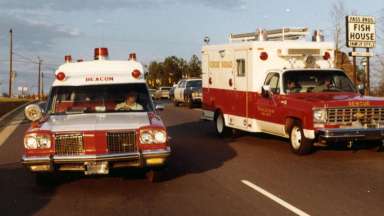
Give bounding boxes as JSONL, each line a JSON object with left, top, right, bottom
{"left": 145, "top": 169, "right": 163, "bottom": 183}
{"left": 289, "top": 123, "right": 314, "bottom": 155}
{"left": 215, "top": 112, "right": 233, "bottom": 137}
{"left": 173, "top": 99, "right": 179, "bottom": 107}
{"left": 186, "top": 96, "right": 193, "bottom": 108}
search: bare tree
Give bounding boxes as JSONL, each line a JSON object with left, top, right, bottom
{"left": 329, "top": 0, "right": 347, "bottom": 51}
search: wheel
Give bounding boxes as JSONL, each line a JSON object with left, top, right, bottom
{"left": 145, "top": 169, "right": 163, "bottom": 183}
{"left": 215, "top": 112, "right": 233, "bottom": 137}
{"left": 173, "top": 99, "right": 179, "bottom": 107}
{"left": 186, "top": 96, "right": 193, "bottom": 108}
{"left": 289, "top": 123, "right": 314, "bottom": 155}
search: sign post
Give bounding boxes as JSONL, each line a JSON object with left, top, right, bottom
{"left": 346, "top": 15, "right": 376, "bottom": 95}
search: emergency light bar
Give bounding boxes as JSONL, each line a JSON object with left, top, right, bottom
{"left": 229, "top": 27, "right": 308, "bottom": 42}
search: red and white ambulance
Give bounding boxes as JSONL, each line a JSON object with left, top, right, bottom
{"left": 22, "top": 48, "right": 170, "bottom": 182}
{"left": 202, "top": 28, "right": 384, "bottom": 154}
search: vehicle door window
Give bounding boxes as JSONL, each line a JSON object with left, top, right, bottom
{"left": 236, "top": 59, "right": 246, "bottom": 76}
{"left": 264, "top": 73, "right": 280, "bottom": 94}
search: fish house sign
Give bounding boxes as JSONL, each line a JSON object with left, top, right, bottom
{"left": 346, "top": 15, "right": 376, "bottom": 48}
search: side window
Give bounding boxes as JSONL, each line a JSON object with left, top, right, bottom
{"left": 236, "top": 59, "right": 246, "bottom": 76}
{"left": 179, "top": 81, "right": 185, "bottom": 88}
{"left": 264, "top": 73, "right": 280, "bottom": 94}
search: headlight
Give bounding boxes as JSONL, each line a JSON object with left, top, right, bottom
{"left": 140, "top": 129, "right": 167, "bottom": 144}
{"left": 24, "top": 134, "right": 51, "bottom": 149}
{"left": 154, "top": 131, "right": 167, "bottom": 143}
{"left": 140, "top": 131, "right": 153, "bottom": 144}
{"left": 313, "top": 109, "right": 327, "bottom": 123}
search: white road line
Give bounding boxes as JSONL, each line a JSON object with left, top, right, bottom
{"left": 0, "top": 120, "right": 23, "bottom": 147}
{"left": 241, "top": 180, "right": 311, "bottom": 216}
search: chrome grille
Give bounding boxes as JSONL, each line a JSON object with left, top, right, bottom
{"left": 327, "top": 107, "right": 384, "bottom": 124}
{"left": 107, "top": 131, "right": 137, "bottom": 153}
{"left": 55, "top": 134, "right": 84, "bottom": 155}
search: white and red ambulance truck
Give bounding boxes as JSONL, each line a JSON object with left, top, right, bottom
{"left": 202, "top": 28, "right": 384, "bottom": 155}
{"left": 22, "top": 48, "right": 170, "bottom": 182}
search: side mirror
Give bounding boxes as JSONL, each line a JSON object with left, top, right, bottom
{"left": 155, "top": 104, "right": 165, "bottom": 111}
{"left": 357, "top": 84, "right": 365, "bottom": 95}
{"left": 24, "top": 104, "right": 43, "bottom": 122}
{"left": 261, "top": 85, "right": 272, "bottom": 98}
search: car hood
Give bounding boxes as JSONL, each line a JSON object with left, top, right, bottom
{"left": 288, "top": 92, "right": 384, "bottom": 107}
{"left": 40, "top": 112, "right": 151, "bottom": 132}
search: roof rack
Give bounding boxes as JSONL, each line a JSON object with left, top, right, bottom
{"left": 229, "top": 27, "right": 309, "bottom": 42}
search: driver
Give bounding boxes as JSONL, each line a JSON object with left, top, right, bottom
{"left": 115, "top": 91, "right": 143, "bottom": 111}
{"left": 286, "top": 80, "right": 301, "bottom": 93}
{"left": 314, "top": 79, "right": 333, "bottom": 92}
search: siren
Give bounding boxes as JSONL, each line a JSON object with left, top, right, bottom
{"left": 64, "top": 55, "right": 72, "bottom": 63}
{"left": 129, "top": 53, "right": 137, "bottom": 61}
{"left": 94, "top": 47, "right": 109, "bottom": 60}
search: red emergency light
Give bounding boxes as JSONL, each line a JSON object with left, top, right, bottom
{"left": 129, "top": 53, "right": 137, "bottom": 61}
{"left": 132, "top": 69, "right": 141, "bottom": 78}
{"left": 56, "top": 72, "right": 66, "bottom": 81}
{"left": 323, "top": 52, "right": 331, "bottom": 60}
{"left": 94, "top": 47, "right": 109, "bottom": 60}
{"left": 260, "top": 52, "right": 268, "bottom": 61}
{"left": 64, "top": 55, "right": 72, "bottom": 63}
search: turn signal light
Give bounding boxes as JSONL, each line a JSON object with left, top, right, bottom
{"left": 260, "top": 52, "right": 268, "bottom": 61}
{"left": 56, "top": 72, "right": 66, "bottom": 81}
{"left": 132, "top": 69, "right": 141, "bottom": 78}
{"left": 323, "top": 52, "right": 331, "bottom": 60}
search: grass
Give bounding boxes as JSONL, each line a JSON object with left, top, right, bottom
{"left": 0, "top": 97, "right": 30, "bottom": 103}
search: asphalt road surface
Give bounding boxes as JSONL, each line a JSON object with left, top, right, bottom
{"left": 0, "top": 102, "right": 383, "bottom": 216}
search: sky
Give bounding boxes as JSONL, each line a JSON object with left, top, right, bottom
{"left": 0, "top": 0, "right": 383, "bottom": 95}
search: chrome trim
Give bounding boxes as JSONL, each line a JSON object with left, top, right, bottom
{"left": 21, "top": 155, "right": 51, "bottom": 164}
{"left": 53, "top": 152, "right": 140, "bottom": 163}
{"left": 318, "top": 128, "right": 384, "bottom": 140}
{"left": 142, "top": 147, "right": 171, "bottom": 158}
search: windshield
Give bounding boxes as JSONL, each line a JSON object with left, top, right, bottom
{"left": 47, "top": 83, "right": 153, "bottom": 115}
{"left": 283, "top": 70, "right": 356, "bottom": 94}
{"left": 187, "top": 80, "right": 202, "bottom": 88}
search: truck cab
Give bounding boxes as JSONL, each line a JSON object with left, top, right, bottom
{"left": 202, "top": 28, "right": 384, "bottom": 154}
{"left": 22, "top": 48, "right": 171, "bottom": 182}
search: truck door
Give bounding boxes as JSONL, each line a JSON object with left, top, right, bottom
{"left": 174, "top": 80, "right": 184, "bottom": 101}
{"left": 232, "top": 50, "right": 248, "bottom": 129}
{"left": 257, "top": 72, "right": 286, "bottom": 136}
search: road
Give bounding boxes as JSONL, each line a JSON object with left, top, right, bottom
{"left": 0, "top": 103, "right": 383, "bottom": 216}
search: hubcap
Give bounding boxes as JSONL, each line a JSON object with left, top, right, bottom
{"left": 216, "top": 115, "right": 224, "bottom": 133}
{"left": 291, "top": 126, "right": 302, "bottom": 150}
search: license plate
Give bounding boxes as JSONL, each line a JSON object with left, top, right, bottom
{"left": 84, "top": 161, "right": 109, "bottom": 175}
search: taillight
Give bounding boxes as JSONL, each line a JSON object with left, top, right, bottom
{"left": 132, "top": 69, "right": 141, "bottom": 78}
{"left": 323, "top": 52, "right": 331, "bottom": 60}
{"left": 56, "top": 72, "right": 66, "bottom": 81}
{"left": 260, "top": 52, "right": 268, "bottom": 61}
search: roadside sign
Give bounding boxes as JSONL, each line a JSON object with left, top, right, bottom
{"left": 346, "top": 16, "right": 376, "bottom": 48}
{"left": 348, "top": 51, "right": 374, "bottom": 57}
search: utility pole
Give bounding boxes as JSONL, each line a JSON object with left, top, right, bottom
{"left": 8, "top": 29, "right": 13, "bottom": 97}
{"left": 41, "top": 72, "right": 44, "bottom": 98}
{"left": 37, "top": 57, "right": 42, "bottom": 99}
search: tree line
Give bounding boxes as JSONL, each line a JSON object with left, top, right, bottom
{"left": 145, "top": 55, "right": 202, "bottom": 88}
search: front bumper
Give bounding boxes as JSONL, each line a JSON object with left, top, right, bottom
{"left": 317, "top": 128, "right": 384, "bottom": 142}
{"left": 21, "top": 147, "right": 171, "bottom": 174}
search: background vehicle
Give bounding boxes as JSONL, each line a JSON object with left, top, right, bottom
{"left": 173, "top": 79, "right": 202, "bottom": 108}
{"left": 148, "top": 88, "right": 156, "bottom": 99}
{"left": 22, "top": 48, "right": 171, "bottom": 182}
{"left": 154, "top": 86, "right": 171, "bottom": 99}
{"left": 201, "top": 28, "right": 384, "bottom": 155}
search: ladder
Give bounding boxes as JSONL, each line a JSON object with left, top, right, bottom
{"left": 229, "top": 27, "right": 309, "bottom": 42}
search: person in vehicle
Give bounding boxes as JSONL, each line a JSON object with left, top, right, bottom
{"left": 286, "top": 80, "right": 301, "bottom": 93}
{"left": 314, "top": 79, "right": 333, "bottom": 92}
{"left": 115, "top": 91, "right": 143, "bottom": 111}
